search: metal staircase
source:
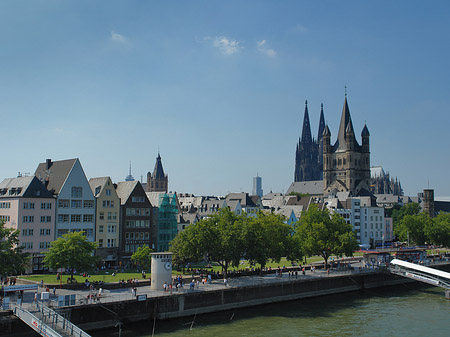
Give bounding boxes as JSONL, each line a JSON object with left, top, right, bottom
{"left": 13, "top": 301, "right": 91, "bottom": 337}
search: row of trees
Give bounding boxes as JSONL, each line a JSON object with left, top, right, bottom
{"left": 394, "top": 203, "right": 450, "bottom": 247}
{"left": 170, "top": 206, "right": 358, "bottom": 277}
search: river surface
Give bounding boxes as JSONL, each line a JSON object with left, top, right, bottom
{"left": 93, "top": 284, "right": 449, "bottom": 337}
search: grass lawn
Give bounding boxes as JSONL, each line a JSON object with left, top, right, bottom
{"left": 19, "top": 271, "right": 147, "bottom": 285}
{"left": 18, "top": 253, "right": 364, "bottom": 284}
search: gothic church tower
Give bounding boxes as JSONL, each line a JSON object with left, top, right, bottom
{"left": 294, "top": 101, "right": 324, "bottom": 182}
{"left": 147, "top": 153, "right": 168, "bottom": 193}
{"left": 323, "top": 97, "right": 370, "bottom": 195}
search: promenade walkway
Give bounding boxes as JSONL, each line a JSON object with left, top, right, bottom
{"left": 4, "top": 262, "right": 375, "bottom": 309}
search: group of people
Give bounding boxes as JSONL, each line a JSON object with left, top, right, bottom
{"left": 118, "top": 278, "right": 139, "bottom": 287}
{"left": 1, "top": 276, "right": 17, "bottom": 286}
{"left": 85, "top": 291, "right": 102, "bottom": 303}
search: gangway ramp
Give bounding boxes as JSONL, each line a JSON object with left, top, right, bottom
{"left": 389, "top": 259, "right": 450, "bottom": 289}
{"left": 13, "top": 302, "right": 91, "bottom": 337}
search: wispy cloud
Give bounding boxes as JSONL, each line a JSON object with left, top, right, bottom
{"left": 293, "top": 24, "right": 307, "bottom": 33}
{"left": 257, "top": 40, "right": 276, "bottom": 57}
{"left": 52, "top": 127, "right": 72, "bottom": 135}
{"left": 111, "top": 31, "right": 128, "bottom": 43}
{"left": 204, "top": 36, "right": 242, "bottom": 55}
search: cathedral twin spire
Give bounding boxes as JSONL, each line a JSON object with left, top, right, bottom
{"left": 294, "top": 101, "right": 324, "bottom": 182}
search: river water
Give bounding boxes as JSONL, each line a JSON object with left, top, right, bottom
{"left": 93, "top": 284, "right": 449, "bottom": 337}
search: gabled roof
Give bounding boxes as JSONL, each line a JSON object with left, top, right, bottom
{"left": 179, "top": 212, "right": 199, "bottom": 224}
{"left": 34, "top": 158, "right": 78, "bottom": 195}
{"left": 0, "top": 176, "right": 53, "bottom": 198}
{"left": 286, "top": 180, "right": 324, "bottom": 196}
{"left": 89, "top": 177, "right": 111, "bottom": 197}
{"left": 116, "top": 181, "right": 140, "bottom": 205}
{"left": 226, "top": 192, "right": 258, "bottom": 208}
{"left": 226, "top": 199, "right": 241, "bottom": 212}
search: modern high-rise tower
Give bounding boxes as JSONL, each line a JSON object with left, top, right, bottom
{"left": 253, "top": 175, "right": 263, "bottom": 198}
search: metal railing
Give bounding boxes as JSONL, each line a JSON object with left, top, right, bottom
{"left": 13, "top": 304, "right": 62, "bottom": 337}
{"left": 35, "top": 301, "right": 92, "bottom": 337}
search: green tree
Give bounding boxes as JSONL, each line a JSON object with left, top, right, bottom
{"left": 244, "top": 212, "right": 302, "bottom": 271}
{"left": 394, "top": 213, "right": 430, "bottom": 246}
{"left": 392, "top": 202, "right": 421, "bottom": 232}
{"left": 424, "top": 213, "right": 450, "bottom": 247}
{"left": 43, "top": 231, "right": 97, "bottom": 281}
{"left": 0, "top": 221, "right": 29, "bottom": 276}
{"left": 131, "top": 245, "right": 153, "bottom": 270}
{"left": 170, "top": 207, "right": 246, "bottom": 278}
{"left": 294, "top": 205, "right": 358, "bottom": 267}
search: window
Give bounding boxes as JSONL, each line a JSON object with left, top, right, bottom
{"left": 108, "top": 225, "right": 116, "bottom": 233}
{"left": 108, "top": 212, "right": 112, "bottom": 220}
{"left": 99, "top": 212, "right": 104, "bottom": 220}
{"left": 0, "top": 202, "right": 11, "bottom": 208}
{"left": 0, "top": 215, "right": 10, "bottom": 222}
{"left": 102, "top": 200, "right": 114, "bottom": 208}
{"left": 106, "top": 189, "right": 111, "bottom": 196}
{"left": 40, "top": 216, "right": 51, "bottom": 223}
{"left": 40, "top": 202, "right": 52, "bottom": 209}
{"left": 40, "top": 228, "right": 51, "bottom": 236}
{"left": 98, "top": 239, "right": 103, "bottom": 248}
{"left": 58, "top": 200, "right": 70, "bottom": 208}
{"left": 107, "top": 239, "right": 116, "bottom": 248}
{"left": 83, "top": 200, "right": 94, "bottom": 208}
{"left": 132, "top": 196, "right": 145, "bottom": 202}
{"left": 23, "top": 202, "right": 35, "bottom": 209}
{"left": 22, "top": 228, "right": 34, "bottom": 236}
{"left": 23, "top": 242, "right": 33, "bottom": 250}
{"left": 71, "top": 214, "right": 81, "bottom": 223}
{"left": 39, "top": 242, "right": 51, "bottom": 249}
{"left": 71, "top": 200, "right": 82, "bottom": 208}
{"left": 23, "top": 216, "right": 34, "bottom": 223}
{"left": 83, "top": 214, "right": 93, "bottom": 223}
{"left": 58, "top": 214, "right": 69, "bottom": 223}
{"left": 99, "top": 225, "right": 104, "bottom": 233}
{"left": 113, "top": 212, "right": 117, "bottom": 220}
{"left": 83, "top": 229, "right": 93, "bottom": 237}
{"left": 71, "top": 186, "right": 82, "bottom": 198}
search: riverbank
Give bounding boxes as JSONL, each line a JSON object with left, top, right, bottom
{"left": 2, "top": 262, "right": 449, "bottom": 336}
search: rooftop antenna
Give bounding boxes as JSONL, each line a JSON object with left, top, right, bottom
{"left": 345, "top": 85, "right": 347, "bottom": 97}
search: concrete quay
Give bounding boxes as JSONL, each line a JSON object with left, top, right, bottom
{"left": 2, "top": 262, "right": 450, "bottom": 336}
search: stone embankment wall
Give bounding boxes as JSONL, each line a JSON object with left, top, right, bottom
{"left": 2, "top": 263, "right": 449, "bottom": 335}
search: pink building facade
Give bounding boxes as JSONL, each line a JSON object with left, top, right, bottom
{"left": 0, "top": 176, "right": 56, "bottom": 272}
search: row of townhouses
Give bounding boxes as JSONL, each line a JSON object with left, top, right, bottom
{"left": 0, "top": 157, "right": 178, "bottom": 273}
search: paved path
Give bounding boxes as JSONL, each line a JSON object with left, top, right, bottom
{"left": 6, "top": 263, "right": 375, "bottom": 308}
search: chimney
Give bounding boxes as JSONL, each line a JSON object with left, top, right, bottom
{"left": 46, "top": 159, "right": 52, "bottom": 170}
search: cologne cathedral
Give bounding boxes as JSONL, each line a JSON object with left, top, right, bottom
{"left": 294, "top": 101, "right": 325, "bottom": 182}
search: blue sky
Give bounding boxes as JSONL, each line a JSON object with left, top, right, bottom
{"left": 1, "top": 1, "right": 449, "bottom": 197}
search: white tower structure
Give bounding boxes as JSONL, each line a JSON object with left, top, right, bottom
{"left": 151, "top": 252, "right": 172, "bottom": 290}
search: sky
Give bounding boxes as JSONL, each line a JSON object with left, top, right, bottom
{"left": 1, "top": 1, "right": 449, "bottom": 197}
